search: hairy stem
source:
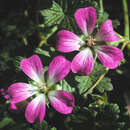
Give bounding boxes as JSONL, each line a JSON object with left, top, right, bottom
{"left": 122, "top": 0, "right": 129, "bottom": 40}
{"left": 83, "top": 68, "right": 109, "bottom": 97}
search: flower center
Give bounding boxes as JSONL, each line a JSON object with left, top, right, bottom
{"left": 86, "top": 36, "right": 96, "bottom": 47}
{"left": 38, "top": 82, "right": 52, "bottom": 94}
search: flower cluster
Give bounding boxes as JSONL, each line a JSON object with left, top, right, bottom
{"left": 7, "top": 6, "right": 123, "bottom": 123}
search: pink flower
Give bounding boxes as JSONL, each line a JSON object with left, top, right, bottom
{"left": 8, "top": 55, "right": 74, "bottom": 123}
{"left": 0, "top": 88, "right": 18, "bottom": 110}
{"left": 56, "top": 7, "right": 123, "bottom": 75}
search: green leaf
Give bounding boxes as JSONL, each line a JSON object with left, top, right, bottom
{"left": 97, "top": 103, "right": 120, "bottom": 121}
{"left": 35, "top": 48, "right": 50, "bottom": 57}
{"left": 75, "top": 76, "right": 92, "bottom": 94}
{"left": 89, "top": 62, "right": 113, "bottom": 93}
{"left": 112, "top": 19, "right": 120, "bottom": 29}
{"left": 34, "top": 120, "right": 57, "bottom": 130}
{"left": 40, "top": 1, "right": 64, "bottom": 26}
{"left": 0, "top": 117, "right": 14, "bottom": 128}
{"left": 60, "top": 15, "right": 77, "bottom": 32}
{"left": 98, "top": 11, "right": 109, "bottom": 23}
{"left": 65, "top": 103, "right": 125, "bottom": 130}
{"left": 60, "top": 79, "right": 75, "bottom": 93}
{"left": 90, "top": 62, "right": 106, "bottom": 82}
{"left": 50, "top": 127, "right": 57, "bottom": 130}
{"left": 50, "top": 47, "right": 55, "bottom": 52}
{"left": 88, "top": 62, "right": 113, "bottom": 93}
{"left": 97, "top": 77, "right": 113, "bottom": 93}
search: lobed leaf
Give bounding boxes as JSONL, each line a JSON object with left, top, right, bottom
{"left": 75, "top": 76, "right": 92, "bottom": 94}
{"left": 40, "top": 1, "right": 64, "bottom": 27}
{"left": 96, "top": 77, "right": 113, "bottom": 93}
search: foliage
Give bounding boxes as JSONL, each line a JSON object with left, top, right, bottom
{"left": 75, "top": 76, "right": 92, "bottom": 94}
{"left": 65, "top": 103, "right": 125, "bottom": 130}
{"left": 0, "top": 0, "right": 130, "bottom": 130}
{"left": 90, "top": 63, "right": 113, "bottom": 93}
{"left": 40, "top": 1, "right": 64, "bottom": 27}
{"left": 75, "top": 62, "right": 113, "bottom": 94}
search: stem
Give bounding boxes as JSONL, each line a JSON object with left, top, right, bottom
{"left": 99, "top": 0, "right": 104, "bottom": 12}
{"left": 115, "top": 32, "right": 125, "bottom": 39}
{"left": 121, "top": 42, "right": 127, "bottom": 50}
{"left": 122, "top": 0, "right": 129, "bottom": 40}
{"left": 46, "top": 26, "right": 58, "bottom": 39}
{"left": 83, "top": 68, "right": 109, "bottom": 98}
{"left": 38, "top": 25, "right": 58, "bottom": 47}
{"left": 23, "top": 37, "right": 28, "bottom": 46}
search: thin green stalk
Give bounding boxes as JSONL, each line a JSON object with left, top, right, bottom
{"left": 99, "top": 0, "right": 104, "bottom": 12}
{"left": 122, "top": 0, "right": 129, "bottom": 40}
{"left": 23, "top": 37, "right": 28, "bottom": 46}
{"left": 83, "top": 68, "right": 109, "bottom": 98}
{"left": 46, "top": 26, "right": 58, "bottom": 40}
{"left": 38, "top": 26, "right": 58, "bottom": 47}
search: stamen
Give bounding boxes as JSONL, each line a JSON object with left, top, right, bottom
{"left": 38, "top": 82, "right": 52, "bottom": 94}
{"left": 86, "top": 36, "right": 96, "bottom": 47}
{"left": 38, "top": 82, "right": 46, "bottom": 93}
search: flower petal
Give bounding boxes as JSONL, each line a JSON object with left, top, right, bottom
{"left": 74, "top": 7, "right": 97, "bottom": 36}
{"left": 47, "top": 56, "right": 71, "bottom": 86}
{"left": 25, "top": 94, "right": 46, "bottom": 123}
{"left": 20, "top": 55, "right": 44, "bottom": 83}
{"left": 48, "top": 90, "right": 74, "bottom": 114}
{"left": 95, "top": 45, "right": 123, "bottom": 69}
{"left": 8, "top": 83, "right": 38, "bottom": 103}
{"left": 56, "top": 30, "right": 84, "bottom": 52}
{"left": 71, "top": 48, "right": 94, "bottom": 75}
{"left": 9, "top": 101, "right": 17, "bottom": 110}
{"left": 95, "top": 20, "right": 120, "bottom": 42}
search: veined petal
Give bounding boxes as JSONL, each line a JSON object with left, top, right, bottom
{"left": 20, "top": 55, "right": 44, "bottom": 83}
{"left": 48, "top": 90, "right": 74, "bottom": 114}
{"left": 25, "top": 94, "right": 46, "bottom": 123}
{"left": 8, "top": 83, "right": 38, "bottom": 103}
{"left": 95, "top": 45, "right": 123, "bottom": 69}
{"left": 95, "top": 20, "right": 120, "bottom": 42}
{"left": 56, "top": 30, "right": 84, "bottom": 52}
{"left": 71, "top": 48, "right": 94, "bottom": 75}
{"left": 74, "top": 7, "right": 97, "bottom": 36}
{"left": 47, "top": 56, "right": 71, "bottom": 86}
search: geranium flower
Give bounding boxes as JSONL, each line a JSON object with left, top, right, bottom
{"left": 8, "top": 55, "right": 74, "bottom": 123}
{"left": 56, "top": 7, "right": 123, "bottom": 75}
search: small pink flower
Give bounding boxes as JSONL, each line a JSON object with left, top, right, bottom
{"left": 56, "top": 7, "right": 123, "bottom": 75}
{"left": 8, "top": 55, "right": 74, "bottom": 123}
{"left": 0, "top": 88, "right": 18, "bottom": 110}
